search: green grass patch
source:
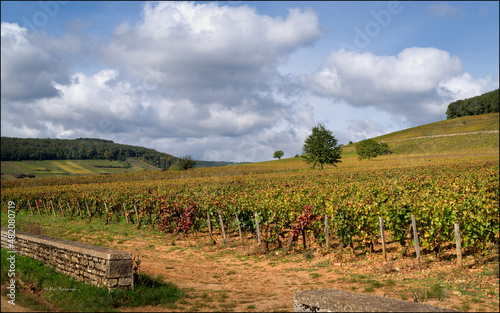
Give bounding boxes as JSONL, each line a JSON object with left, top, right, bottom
{"left": 1, "top": 248, "right": 184, "bottom": 312}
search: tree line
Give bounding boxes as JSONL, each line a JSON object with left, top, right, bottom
{"left": 0, "top": 137, "right": 177, "bottom": 169}
{"left": 446, "top": 89, "right": 499, "bottom": 119}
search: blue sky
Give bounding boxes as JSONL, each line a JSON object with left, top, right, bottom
{"left": 1, "top": 1, "right": 499, "bottom": 162}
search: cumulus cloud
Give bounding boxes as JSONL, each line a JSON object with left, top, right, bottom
{"left": 0, "top": 22, "right": 72, "bottom": 101}
{"left": 303, "top": 47, "right": 498, "bottom": 125}
{"left": 1, "top": 2, "right": 322, "bottom": 161}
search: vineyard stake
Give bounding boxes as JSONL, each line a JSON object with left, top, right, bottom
{"left": 218, "top": 210, "right": 227, "bottom": 243}
{"left": 85, "top": 202, "right": 92, "bottom": 222}
{"left": 104, "top": 202, "right": 109, "bottom": 224}
{"left": 254, "top": 212, "right": 261, "bottom": 245}
{"left": 324, "top": 215, "right": 330, "bottom": 251}
{"left": 123, "top": 203, "right": 129, "bottom": 224}
{"left": 50, "top": 201, "right": 57, "bottom": 217}
{"left": 454, "top": 221, "right": 463, "bottom": 269}
{"left": 286, "top": 231, "right": 294, "bottom": 251}
{"left": 379, "top": 216, "right": 387, "bottom": 261}
{"left": 58, "top": 201, "right": 65, "bottom": 217}
{"left": 42, "top": 201, "right": 50, "bottom": 215}
{"left": 235, "top": 213, "right": 243, "bottom": 243}
{"left": 134, "top": 204, "right": 142, "bottom": 229}
{"left": 28, "top": 200, "right": 34, "bottom": 216}
{"left": 302, "top": 229, "right": 307, "bottom": 250}
{"left": 207, "top": 212, "right": 215, "bottom": 242}
{"left": 411, "top": 215, "right": 421, "bottom": 263}
{"left": 67, "top": 202, "right": 73, "bottom": 220}
{"left": 77, "top": 202, "right": 84, "bottom": 219}
{"left": 35, "top": 200, "right": 41, "bottom": 215}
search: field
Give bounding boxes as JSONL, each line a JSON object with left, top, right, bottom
{"left": 0, "top": 158, "right": 159, "bottom": 180}
{"left": 1, "top": 114, "right": 499, "bottom": 312}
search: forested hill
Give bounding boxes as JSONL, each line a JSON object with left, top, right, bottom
{"left": 446, "top": 89, "right": 499, "bottom": 119}
{"left": 0, "top": 137, "right": 177, "bottom": 169}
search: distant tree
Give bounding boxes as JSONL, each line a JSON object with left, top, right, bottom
{"left": 356, "top": 139, "right": 390, "bottom": 160}
{"left": 172, "top": 155, "right": 196, "bottom": 170}
{"left": 349, "top": 141, "right": 353, "bottom": 145}
{"left": 273, "top": 150, "right": 284, "bottom": 160}
{"left": 302, "top": 123, "right": 342, "bottom": 169}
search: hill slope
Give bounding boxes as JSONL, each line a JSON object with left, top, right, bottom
{"left": 342, "top": 113, "right": 499, "bottom": 156}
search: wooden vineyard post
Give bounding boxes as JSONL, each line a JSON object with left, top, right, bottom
{"left": 50, "top": 201, "right": 57, "bottom": 217}
{"left": 104, "top": 202, "right": 109, "bottom": 224}
{"left": 379, "top": 216, "right": 387, "bottom": 261}
{"left": 133, "top": 204, "right": 140, "bottom": 228}
{"left": 218, "top": 211, "right": 227, "bottom": 243}
{"left": 58, "top": 201, "right": 65, "bottom": 217}
{"left": 67, "top": 202, "right": 73, "bottom": 220}
{"left": 28, "top": 200, "right": 34, "bottom": 216}
{"left": 324, "top": 215, "right": 330, "bottom": 251}
{"left": 35, "top": 200, "right": 41, "bottom": 215}
{"left": 42, "top": 201, "right": 50, "bottom": 215}
{"left": 454, "top": 221, "right": 463, "bottom": 269}
{"left": 85, "top": 202, "right": 92, "bottom": 222}
{"left": 235, "top": 213, "right": 243, "bottom": 243}
{"left": 302, "top": 229, "right": 307, "bottom": 250}
{"left": 254, "top": 212, "right": 261, "bottom": 245}
{"left": 77, "top": 202, "right": 84, "bottom": 219}
{"left": 411, "top": 215, "right": 421, "bottom": 263}
{"left": 123, "top": 203, "right": 129, "bottom": 224}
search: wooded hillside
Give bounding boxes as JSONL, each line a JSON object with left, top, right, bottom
{"left": 1, "top": 137, "right": 177, "bottom": 169}
{"left": 446, "top": 89, "right": 499, "bottom": 119}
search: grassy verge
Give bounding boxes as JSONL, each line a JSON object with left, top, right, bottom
{"left": 1, "top": 248, "right": 184, "bottom": 312}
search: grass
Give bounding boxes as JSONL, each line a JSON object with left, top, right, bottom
{"left": 1, "top": 248, "right": 184, "bottom": 312}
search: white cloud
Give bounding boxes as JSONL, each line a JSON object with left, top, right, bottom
{"left": 303, "top": 47, "right": 497, "bottom": 125}
{"left": 1, "top": 2, "right": 323, "bottom": 161}
{"left": 427, "top": 2, "right": 465, "bottom": 17}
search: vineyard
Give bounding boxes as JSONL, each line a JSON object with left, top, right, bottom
{"left": 2, "top": 156, "right": 499, "bottom": 260}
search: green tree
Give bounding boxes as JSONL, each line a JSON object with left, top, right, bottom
{"left": 273, "top": 150, "right": 284, "bottom": 160}
{"left": 172, "top": 155, "right": 196, "bottom": 170}
{"left": 302, "top": 123, "right": 342, "bottom": 169}
{"left": 356, "top": 139, "right": 389, "bottom": 160}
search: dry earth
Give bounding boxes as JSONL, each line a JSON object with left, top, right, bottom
{"left": 3, "top": 231, "right": 499, "bottom": 312}
{"left": 111, "top": 231, "right": 498, "bottom": 312}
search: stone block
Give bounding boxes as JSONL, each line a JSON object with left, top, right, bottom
{"left": 107, "top": 278, "right": 118, "bottom": 288}
{"left": 107, "top": 259, "right": 133, "bottom": 278}
{"left": 294, "top": 289, "right": 458, "bottom": 312}
{"left": 118, "top": 277, "right": 133, "bottom": 286}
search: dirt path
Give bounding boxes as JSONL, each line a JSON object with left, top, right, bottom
{"left": 381, "top": 130, "right": 499, "bottom": 143}
{"left": 112, "top": 233, "right": 499, "bottom": 312}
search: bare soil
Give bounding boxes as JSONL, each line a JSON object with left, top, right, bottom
{"left": 4, "top": 230, "right": 498, "bottom": 312}
{"left": 109, "top": 231, "right": 498, "bottom": 312}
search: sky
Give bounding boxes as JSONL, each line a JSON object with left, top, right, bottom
{"left": 1, "top": 1, "right": 499, "bottom": 162}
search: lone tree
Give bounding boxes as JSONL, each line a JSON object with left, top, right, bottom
{"left": 356, "top": 139, "right": 390, "bottom": 160}
{"left": 302, "top": 123, "right": 342, "bottom": 169}
{"left": 273, "top": 150, "right": 284, "bottom": 160}
{"left": 172, "top": 155, "right": 196, "bottom": 170}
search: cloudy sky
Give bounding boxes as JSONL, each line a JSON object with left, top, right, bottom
{"left": 1, "top": 1, "right": 498, "bottom": 162}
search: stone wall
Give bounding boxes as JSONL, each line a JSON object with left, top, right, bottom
{"left": 0, "top": 227, "right": 133, "bottom": 290}
{"left": 294, "top": 289, "right": 459, "bottom": 312}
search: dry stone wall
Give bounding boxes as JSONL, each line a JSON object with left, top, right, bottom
{"left": 0, "top": 227, "right": 133, "bottom": 289}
